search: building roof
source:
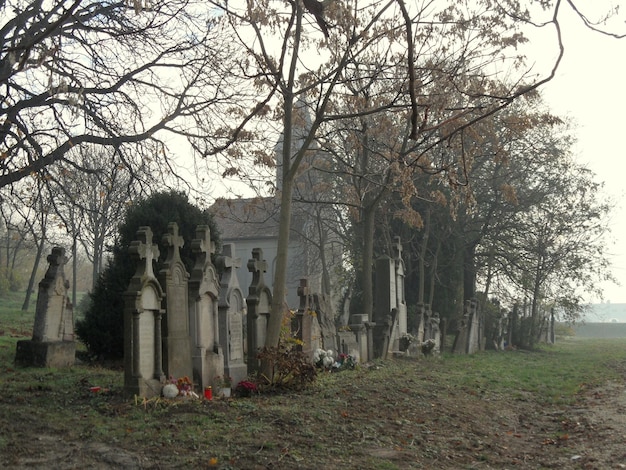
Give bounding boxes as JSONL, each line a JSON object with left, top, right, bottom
{"left": 210, "top": 197, "right": 281, "bottom": 240}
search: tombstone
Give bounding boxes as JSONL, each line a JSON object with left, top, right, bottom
{"left": 123, "top": 227, "right": 165, "bottom": 398}
{"left": 452, "top": 300, "right": 471, "bottom": 354}
{"left": 159, "top": 222, "right": 193, "bottom": 382}
{"left": 188, "top": 225, "right": 223, "bottom": 390}
{"left": 15, "top": 247, "right": 75, "bottom": 368}
{"left": 373, "top": 256, "right": 397, "bottom": 359}
{"left": 429, "top": 311, "right": 441, "bottom": 354}
{"left": 296, "top": 279, "right": 324, "bottom": 361}
{"left": 422, "top": 305, "right": 433, "bottom": 344}
{"left": 415, "top": 303, "right": 426, "bottom": 343}
{"left": 216, "top": 243, "right": 247, "bottom": 387}
{"left": 348, "top": 314, "right": 369, "bottom": 363}
{"left": 246, "top": 248, "right": 272, "bottom": 375}
{"left": 467, "top": 299, "right": 481, "bottom": 354}
{"left": 337, "top": 329, "right": 360, "bottom": 363}
{"left": 293, "top": 278, "right": 310, "bottom": 349}
{"left": 392, "top": 236, "right": 408, "bottom": 340}
{"left": 311, "top": 293, "right": 338, "bottom": 353}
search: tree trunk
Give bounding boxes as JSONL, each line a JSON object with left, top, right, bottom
{"left": 361, "top": 205, "right": 376, "bottom": 321}
{"left": 22, "top": 240, "right": 45, "bottom": 311}
{"left": 463, "top": 243, "right": 477, "bottom": 301}
{"left": 418, "top": 208, "right": 431, "bottom": 304}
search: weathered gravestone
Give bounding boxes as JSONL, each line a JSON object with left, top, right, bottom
{"left": 159, "top": 222, "right": 193, "bottom": 381}
{"left": 452, "top": 299, "right": 482, "bottom": 354}
{"left": 188, "top": 225, "right": 223, "bottom": 390}
{"left": 415, "top": 303, "right": 426, "bottom": 345}
{"left": 294, "top": 279, "right": 322, "bottom": 361}
{"left": 216, "top": 243, "right": 247, "bottom": 387}
{"left": 372, "top": 255, "right": 397, "bottom": 359}
{"left": 123, "top": 227, "right": 165, "bottom": 398}
{"left": 348, "top": 313, "right": 369, "bottom": 362}
{"left": 246, "top": 248, "right": 272, "bottom": 375}
{"left": 387, "top": 237, "right": 408, "bottom": 353}
{"left": 15, "top": 247, "right": 75, "bottom": 368}
{"left": 427, "top": 311, "right": 441, "bottom": 354}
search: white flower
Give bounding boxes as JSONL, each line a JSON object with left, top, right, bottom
{"left": 313, "top": 348, "right": 325, "bottom": 363}
{"left": 162, "top": 383, "right": 179, "bottom": 398}
{"left": 323, "top": 356, "right": 334, "bottom": 367}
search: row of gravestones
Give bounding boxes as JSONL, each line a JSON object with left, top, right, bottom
{"left": 335, "top": 236, "right": 442, "bottom": 361}
{"left": 123, "top": 223, "right": 278, "bottom": 398}
{"left": 14, "top": 226, "right": 443, "bottom": 398}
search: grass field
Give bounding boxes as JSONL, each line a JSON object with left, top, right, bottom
{"left": 2, "top": 292, "right": 626, "bottom": 468}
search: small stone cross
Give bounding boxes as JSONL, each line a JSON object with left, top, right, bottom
{"left": 297, "top": 278, "right": 310, "bottom": 313}
{"left": 220, "top": 243, "right": 242, "bottom": 270}
{"left": 191, "top": 225, "right": 216, "bottom": 261}
{"left": 247, "top": 248, "right": 267, "bottom": 288}
{"left": 130, "top": 227, "right": 160, "bottom": 278}
{"left": 162, "top": 222, "right": 184, "bottom": 264}
{"left": 392, "top": 236, "right": 403, "bottom": 260}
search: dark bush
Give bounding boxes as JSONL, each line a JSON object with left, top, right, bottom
{"left": 76, "top": 190, "right": 220, "bottom": 360}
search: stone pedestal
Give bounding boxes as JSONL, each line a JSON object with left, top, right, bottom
{"left": 15, "top": 340, "right": 75, "bottom": 368}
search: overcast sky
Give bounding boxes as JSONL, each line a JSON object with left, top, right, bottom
{"left": 539, "top": 3, "right": 626, "bottom": 303}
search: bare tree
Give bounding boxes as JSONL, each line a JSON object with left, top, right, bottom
{"left": 47, "top": 144, "right": 141, "bottom": 298}
{"left": 1, "top": 0, "right": 238, "bottom": 188}
{"left": 198, "top": 0, "right": 577, "bottom": 354}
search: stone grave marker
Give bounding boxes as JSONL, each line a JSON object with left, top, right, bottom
{"left": 15, "top": 247, "right": 75, "bottom": 368}
{"left": 348, "top": 314, "right": 369, "bottom": 362}
{"left": 159, "top": 222, "right": 193, "bottom": 381}
{"left": 216, "top": 243, "right": 247, "bottom": 387}
{"left": 123, "top": 227, "right": 165, "bottom": 398}
{"left": 392, "top": 237, "right": 408, "bottom": 350}
{"left": 246, "top": 248, "right": 272, "bottom": 374}
{"left": 373, "top": 255, "right": 398, "bottom": 359}
{"left": 188, "top": 225, "right": 223, "bottom": 390}
{"left": 467, "top": 299, "right": 481, "bottom": 354}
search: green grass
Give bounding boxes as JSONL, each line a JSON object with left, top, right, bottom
{"left": 437, "top": 339, "right": 626, "bottom": 405}
{"left": 2, "top": 291, "right": 626, "bottom": 468}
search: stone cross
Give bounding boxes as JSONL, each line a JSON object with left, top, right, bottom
{"left": 247, "top": 247, "right": 268, "bottom": 292}
{"left": 129, "top": 227, "right": 160, "bottom": 279}
{"left": 162, "top": 222, "right": 184, "bottom": 263}
{"left": 216, "top": 243, "right": 241, "bottom": 274}
{"left": 392, "top": 236, "right": 403, "bottom": 260}
{"left": 246, "top": 247, "right": 271, "bottom": 374}
{"left": 191, "top": 225, "right": 216, "bottom": 265}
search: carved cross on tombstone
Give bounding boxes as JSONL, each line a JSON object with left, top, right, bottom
{"left": 163, "top": 222, "right": 185, "bottom": 264}
{"left": 293, "top": 278, "right": 311, "bottom": 350}
{"left": 247, "top": 247, "right": 268, "bottom": 292}
{"left": 129, "top": 227, "right": 160, "bottom": 279}
{"left": 216, "top": 243, "right": 242, "bottom": 275}
{"left": 297, "top": 278, "right": 311, "bottom": 313}
{"left": 392, "top": 236, "right": 403, "bottom": 260}
{"left": 191, "top": 225, "right": 216, "bottom": 269}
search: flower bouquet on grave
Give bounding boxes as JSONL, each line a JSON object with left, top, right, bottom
{"left": 234, "top": 380, "right": 258, "bottom": 397}
{"left": 176, "top": 376, "right": 194, "bottom": 396}
{"left": 313, "top": 348, "right": 335, "bottom": 370}
{"left": 333, "top": 353, "right": 357, "bottom": 371}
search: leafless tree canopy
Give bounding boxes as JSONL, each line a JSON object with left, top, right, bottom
{"left": 0, "top": 0, "right": 241, "bottom": 188}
